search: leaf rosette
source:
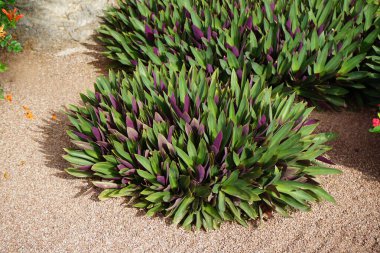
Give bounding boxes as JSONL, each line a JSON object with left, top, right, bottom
{"left": 64, "top": 63, "right": 340, "bottom": 230}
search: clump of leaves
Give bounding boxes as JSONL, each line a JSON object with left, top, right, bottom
{"left": 98, "top": 0, "right": 379, "bottom": 107}
{"left": 64, "top": 63, "right": 340, "bottom": 230}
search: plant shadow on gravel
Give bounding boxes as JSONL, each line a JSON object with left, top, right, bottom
{"left": 36, "top": 110, "right": 102, "bottom": 202}
{"left": 314, "top": 109, "right": 380, "bottom": 181}
{"left": 81, "top": 37, "right": 116, "bottom": 76}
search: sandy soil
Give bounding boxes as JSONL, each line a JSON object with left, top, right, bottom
{"left": 0, "top": 49, "right": 380, "bottom": 253}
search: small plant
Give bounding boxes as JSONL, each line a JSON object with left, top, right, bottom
{"left": 0, "top": 0, "right": 23, "bottom": 99}
{"left": 99, "top": 0, "right": 379, "bottom": 107}
{"left": 64, "top": 63, "right": 340, "bottom": 230}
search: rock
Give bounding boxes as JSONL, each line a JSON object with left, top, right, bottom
{"left": 15, "top": 0, "right": 117, "bottom": 49}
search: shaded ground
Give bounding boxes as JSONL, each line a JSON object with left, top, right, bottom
{"left": 0, "top": 50, "right": 379, "bottom": 253}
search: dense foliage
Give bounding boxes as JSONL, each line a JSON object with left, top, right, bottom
{"left": 0, "top": 0, "right": 23, "bottom": 99}
{"left": 64, "top": 64, "right": 340, "bottom": 230}
{"left": 99, "top": 0, "right": 380, "bottom": 107}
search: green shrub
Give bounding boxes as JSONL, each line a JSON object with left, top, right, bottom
{"left": 98, "top": 0, "right": 379, "bottom": 107}
{"left": 0, "top": 0, "right": 23, "bottom": 98}
{"left": 64, "top": 63, "right": 340, "bottom": 230}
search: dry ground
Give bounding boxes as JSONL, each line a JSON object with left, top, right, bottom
{"left": 0, "top": 49, "right": 380, "bottom": 253}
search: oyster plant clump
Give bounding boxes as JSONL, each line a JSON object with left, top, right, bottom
{"left": 99, "top": 0, "right": 380, "bottom": 106}
{"left": 64, "top": 63, "right": 340, "bottom": 230}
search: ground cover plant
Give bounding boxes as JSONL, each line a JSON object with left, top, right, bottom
{"left": 64, "top": 63, "right": 341, "bottom": 230}
{"left": 98, "top": 0, "right": 380, "bottom": 107}
{"left": 0, "top": 0, "right": 23, "bottom": 99}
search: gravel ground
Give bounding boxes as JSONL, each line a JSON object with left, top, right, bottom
{"left": 0, "top": 49, "right": 380, "bottom": 253}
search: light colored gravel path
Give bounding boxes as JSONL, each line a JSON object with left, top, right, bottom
{"left": 0, "top": 49, "right": 380, "bottom": 253}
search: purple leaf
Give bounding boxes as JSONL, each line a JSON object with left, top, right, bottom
{"left": 231, "top": 46, "right": 239, "bottom": 57}
{"left": 79, "top": 165, "right": 92, "bottom": 171}
{"left": 286, "top": 19, "right": 292, "bottom": 32}
{"left": 118, "top": 159, "right": 134, "bottom": 169}
{"left": 206, "top": 64, "right": 214, "bottom": 74}
{"left": 121, "top": 177, "right": 130, "bottom": 184}
{"left": 207, "top": 26, "right": 212, "bottom": 41}
{"left": 152, "top": 71, "right": 157, "bottom": 87}
{"left": 258, "top": 115, "right": 266, "bottom": 127}
{"left": 192, "top": 25, "right": 204, "bottom": 40}
{"left": 304, "top": 119, "right": 319, "bottom": 126}
{"left": 185, "top": 123, "right": 192, "bottom": 136}
{"left": 125, "top": 116, "right": 134, "bottom": 128}
{"left": 268, "top": 47, "right": 273, "bottom": 55}
{"left": 317, "top": 25, "right": 324, "bottom": 35}
{"left": 117, "top": 164, "right": 127, "bottom": 170}
{"left": 214, "top": 95, "right": 219, "bottom": 105}
{"left": 157, "top": 175, "right": 166, "bottom": 185}
{"left": 182, "top": 112, "right": 191, "bottom": 123}
{"left": 184, "top": 94, "right": 190, "bottom": 113}
{"left": 95, "top": 92, "right": 102, "bottom": 102}
{"left": 73, "top": 131, "right": 91, "bottom": 141}
{"left": 167, "top": 125, "right": 174, "bottom": 143}
{"left": 160, "top": 80, "right": 167, "bottom": 91}
{"left": 237, "top": 69, "right": 243, "bottom": 80}
{"left": 223, "top": 20, "right": 231, "bottom": 29}
{"left": 211, "top": 131, "right": 223, "bottom": 154}
{"left": 92, "top": 127, "right": 102, "bottom": 141}
{"left": 266, "top": 54, "right": 273, "bottom": 62}
{"left": 166, "top": 197, "right": 183, "bottom": 211}
{"left": 145, "top": 24, "right": 154, "bottom": 41}
{"left": 169, "top": 93, "right": 183, "bottom": 118}
{"left": 153, "top": 47, "right": 159, "bottom": 56}
{"left": 154, "top": 112, "right": 164, "bottom": 122}
{"left": 270, "top": 2, "right": 275, "bottom": 11}
{"left": 198, "top": 123, "right": 205, "bottom": 135}
{"left": 242, "top": 124, "right": 250, "bottom": 136}
{"left": 132, "top": 97, "right": 138, "bottom": 115}
{"left": 196, "top": 165, "right": 205, "bottom": 182}
{"left": 246, "top": 16, "right": 253, "bottom": 30}
{"left": 316, "top": 156, "right": 335, "bottom": 165}
{"left": 130, "top": 60, "right": 137, "bottom": 66}
{"left": 196, "top": 96, "right": 201, "bottom": 110}
{"left": 109, "top": 94, "right": 119, "bottom": 111}
{"left": 127, "top": 127, "right": 139, "bottom": 141}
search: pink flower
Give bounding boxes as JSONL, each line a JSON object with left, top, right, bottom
{"left": 372, "top": 118, "right": 380, "bottom": 127}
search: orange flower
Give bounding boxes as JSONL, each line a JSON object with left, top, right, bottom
{"left": 22, "top": 105, "right": 34, "bottom": 119}
{"left": 5, "top": 94, "right": 12, "bottom": 102}
{"left": 25, "top": 111, "right": 34, "bottom": 119}
{"left": 51, "top": 113, "right": 57, "bottom": 121}
{"left": 2, "top": 8, "right": 24, "bottom": 22}
{"left": 0, "top": 25, "right": 6, "bottom": 38}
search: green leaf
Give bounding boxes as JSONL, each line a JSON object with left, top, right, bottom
{"left": 172, "top": 196, "right": 195, "bottom": 225}
{"left": 303, "top": 166, "right": 342, "bottom": 176}
{"left": 338, "top": 54, "right": 366, "bottom": 75}
{"left": 135, "top": 154, "right": 153, "bottom": 174}
{"left": 91, "top": 162, "right": 116, "bottom": 174}
{"left": 65, "top": 168, "right": 92, "bottom": 178}
{"left": 63, "top": 155, "right": 94, "bottom": 166}
{"left": 136, "top": 169, "right": 156, "bottom": 182}
{"left": 146, "top": 191, "right": 170, "bottom": 203}
{"left": 222, "top": 185, "right": 250, "bottom": 201}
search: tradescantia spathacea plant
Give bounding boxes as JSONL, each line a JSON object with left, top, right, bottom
{"left": 98, "top": 0, "right": 380, "bottom": 107}
{"left": 64, "top": 63, "right": 341, "bottom": 230}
